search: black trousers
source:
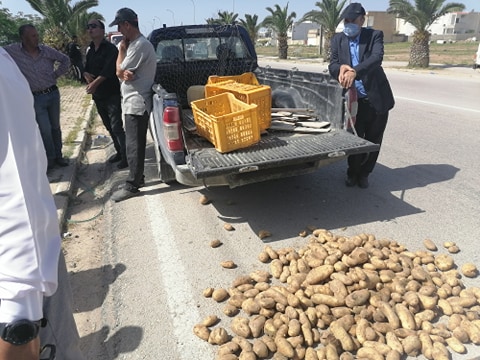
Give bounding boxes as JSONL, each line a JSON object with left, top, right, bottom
{"left": 94, "top": 93, "right": 126, "bottom": 160}
{"left": 125, "top": 112, "right": 149, "bottom": 189}
{"left": 347, "top": 99, "right": 389, "bottom": 177}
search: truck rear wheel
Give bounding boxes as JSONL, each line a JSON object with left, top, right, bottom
{"left": 158, "top": 151, "right": 177, "bottom": 185}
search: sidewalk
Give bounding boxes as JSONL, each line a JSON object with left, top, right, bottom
{"left": 47, "top": 85, "right": 95, "bottom": 231}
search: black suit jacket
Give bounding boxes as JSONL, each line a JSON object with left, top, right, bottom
{"left": 329, "top": 28, "right": 394, "bottom": 114}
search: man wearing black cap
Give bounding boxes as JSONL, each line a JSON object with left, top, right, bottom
{"left": 108, "top": 8, "right": 156, "bottom": 202}
{"left": 329, "top": 2, "right": 394, "bottom": 189}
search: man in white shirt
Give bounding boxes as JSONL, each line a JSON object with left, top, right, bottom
{"left": 0, "top": 47, "right": 84, "bottom": 360}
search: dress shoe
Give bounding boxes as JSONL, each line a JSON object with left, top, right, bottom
{"left": 119, "top": 176, "right": 145, "bottom": 189}
{"left": 108, "top": 153, "right": 122, "bottom": 163}
{"left": 345, "top": 175, "right": 357, "bottom": 187}
{"left": 116, "top": 160, "right": 128, "bottom": 169}
{"left": 111, "top": 187, "right": 140, "bottom": 202}
{"left": 55, "top": 157, "right": 69, "bottom": 167}
{"left": 358, "top": 176, "right": 369, "bottom": 189}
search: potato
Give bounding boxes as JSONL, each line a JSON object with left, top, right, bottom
{"left": 221, "top": 260, "right": 236, "bottom": 269}
{"left": 193, "top": 324, "right": 211, "bottom": 341}
{"left": 460, "top": 320, "right": 480, "bottom": 344}
{"left": 203, "top": 287, "right": 214, "bottom": 297}
{"left": 431, "top": 341, "right": 450, "bottom": 360}
{"left": 461, "top": 263, "right": 478, "bottom": 278}
{"left": 249, "top": 315, "right": 266, "bottom": 338}
{"left": 258, "top": 230, "right": 271, "bottom": 240}
{"left": 217, "top": 341, "right": 240, "bottom": 356}
{"left": 252, "top": 339, "right": 269, "bottom": 358}
{"left": 231, "top": 317, "right": 251, "bottom": 338}
{"left": 423, "top": 239, "right": 437, "bottom": 251}
{"left": 213, "top": 288, "right": 230, "bottom": 302}
{"left": 385, "top": 349, "right": 401, "bottom": 360}
{"left": 209, "top": 327, "right": 229, "bottom": 345}
{"left": 224, "top": 223, "right": 235, "bottom": 231}
{"left": 385, "top": 331, "right": 403, "bottom": 354}
{"left": 257, "top": 250, "right": 270, "bottom": 263}
{"left": 445, "top": 336, "right": 466, "bottom": 354}
{"left": 202, "top": 315, "right": 219, "bottom": 327}
{"left": 345, "top": 288, "right": 370, "bottom": 307}
{"left": 274, "top": 336, "right": 294, "bottom": 358}
{"left": 395, "top": 303, "right": 416, "bottom": 330}
{"left": 305, "top": 265, "right": 334, "bottom": 285}
{"left": 356, "top": 347, "right": 383, "bottom": 360}
{"left": 223, "top": 304, "right": 239, "bottom": 317}
{"left": 216, "top": 354, "right": 238, "bottom": 360}
{"left": 402, "top": 335, "right": 422, "bottom": 356}
{"left": 270, "top": 259, "right": 283, "bottom": 279}
{"left": 210, "top": 239, "right": 222, "bottom": 248}
{"left": 329, "top": 320, "right": 356, "bottom": 351}
{"left": 378, "top": 301, "right": 400, "bottom": 329}
{"left": 242, "top": 298, "right": 261, "bottom": 316}
{"left": 434, "top": 254, "right": 454, "bottom": 271}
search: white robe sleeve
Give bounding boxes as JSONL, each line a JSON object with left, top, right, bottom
{"left": 0, "top": 48, "right": 61, "bottom": 322}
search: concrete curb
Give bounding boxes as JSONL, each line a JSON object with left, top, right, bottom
{"left": 54, "top": 99, "right": 95, "bottom": 232}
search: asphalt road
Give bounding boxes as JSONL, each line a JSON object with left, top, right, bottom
{"left": 100, "top": 65, "right": 480, "bottom": 359}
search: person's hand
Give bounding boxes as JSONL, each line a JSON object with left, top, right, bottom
{"left": 85, "top": 81, "right": 98, "bottom": 95}
{"left": 121, "top": 70, "right": 135, "bottom": 81}
{"left": 338, "top": 64, "right": 356, "bottom": 89}
{"left": 0, "top": 336, "right": 40, "bottom": 360}
{"left": 118, "top": 39, "right": 130, "bottom": 53}
{"left": 83, "top": 72, "right": 95, "bottom": 84}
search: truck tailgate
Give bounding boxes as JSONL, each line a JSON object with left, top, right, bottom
{"left": 188, "top": 131, "right": 378, "bottom": 179}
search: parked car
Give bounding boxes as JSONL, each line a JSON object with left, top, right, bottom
{"left": 474, "top": 43, "right": 480, "bottom": 69}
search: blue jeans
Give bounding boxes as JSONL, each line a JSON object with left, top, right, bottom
{"left": 33, "top": 89, "right": 63, "bottom": 161}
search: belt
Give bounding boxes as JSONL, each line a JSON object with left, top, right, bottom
{"left": 32, "top": 85, "right": 58, "bottom": 96}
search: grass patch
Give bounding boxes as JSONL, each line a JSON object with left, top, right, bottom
{"left": 57, "top": 76, "right": 84, "bottom": 88}
{"left": 255, "top": 41, "right": 478, "bottom": 65}
{"left": 61, "top": 89, "right": 95, "bottom": 158}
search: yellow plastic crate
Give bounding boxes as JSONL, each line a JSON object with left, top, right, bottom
{"left": 205, "top": 81, "right": 271, "bottom": 131}
{"left": 191, "top": 92, "right": 260, "bottom": 153}
{"left": 207, "top": 72, "right": 260, "bottom": 85}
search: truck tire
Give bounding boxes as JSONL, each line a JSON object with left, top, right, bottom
{"left": 158, "top": 152, "right": 177, "bottom": 185}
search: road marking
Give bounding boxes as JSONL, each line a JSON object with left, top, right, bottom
{"left": 146, "top": 196, "right": 214, "bottom": 359}
{"left": 396, "top": 96, "right": 480, "bottom": 113}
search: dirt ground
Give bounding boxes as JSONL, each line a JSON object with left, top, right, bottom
{"left": 61, "top": 115, "right": 116, "bottom": 357}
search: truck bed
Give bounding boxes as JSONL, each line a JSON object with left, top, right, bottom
{"left": 182, "top": 110, "right": 378, "bottom": 186}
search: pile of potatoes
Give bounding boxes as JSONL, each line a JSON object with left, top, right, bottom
{"left": 194, "top": 229, "right": 480, "bottom": 360}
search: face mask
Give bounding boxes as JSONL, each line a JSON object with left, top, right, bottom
{"left": 343, "top": 23, "right": 361, "bottom": 38}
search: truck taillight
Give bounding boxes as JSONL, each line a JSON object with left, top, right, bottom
{"left": 163, "top": 106, "right": 184, "bottom": 151}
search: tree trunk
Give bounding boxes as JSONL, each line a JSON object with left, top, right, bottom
{"left": 323, "top": 32, "right": 333, "bottom": 62}
{"left": 409, "top": 30, "right": 430, "bottom": 68}
{"left": 277, "top": 35, "right": 288, "bottom": 59}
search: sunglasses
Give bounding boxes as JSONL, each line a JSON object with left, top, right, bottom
{"left": 86, "top": 23, "right": 99, "bottom": 29}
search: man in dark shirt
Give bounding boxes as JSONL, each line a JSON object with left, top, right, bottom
{"left": 84, "top": 19, "right": 127, "bottom": 168}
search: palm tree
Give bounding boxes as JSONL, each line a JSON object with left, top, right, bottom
{"left": 25, "top": 0, "right": 98, "bottom": 35}
{"left": 206, "top": 11, "right": 238, "bottom": 25}
{"left": 239, "top": 14, "right": 261, "bottom": 44}
{"left": 262, "top": 3, "right": 296, "bottom": 59}
{"left": 388, "top": 0, "right": 465, "bottom": 67}
{"left": 299, "top": 0, "right": 347, "bottom": 61}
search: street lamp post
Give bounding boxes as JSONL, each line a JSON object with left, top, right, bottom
{"left": 166, "top": 9, "right": 176, "bottom": 26}
{"left": 190, "top": 0, "right": 196, "bottom": 24}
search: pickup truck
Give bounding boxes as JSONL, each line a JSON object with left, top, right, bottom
{"left": 147, "top": 24, "right": 378, "bottom": 187}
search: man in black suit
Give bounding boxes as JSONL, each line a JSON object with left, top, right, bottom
{"left": 329, "top": 2, "right": 394, "bottom": 189}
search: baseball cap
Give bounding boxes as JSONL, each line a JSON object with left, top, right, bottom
{"left": 341, "top": 3, "right": 366, "bottom": 20}
{"left": 109, "top": 8, "right": 138, "bottom": 27}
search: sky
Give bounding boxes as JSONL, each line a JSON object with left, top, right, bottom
{"left": 2, "top": 0, "right": 478, "bottom": 34}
